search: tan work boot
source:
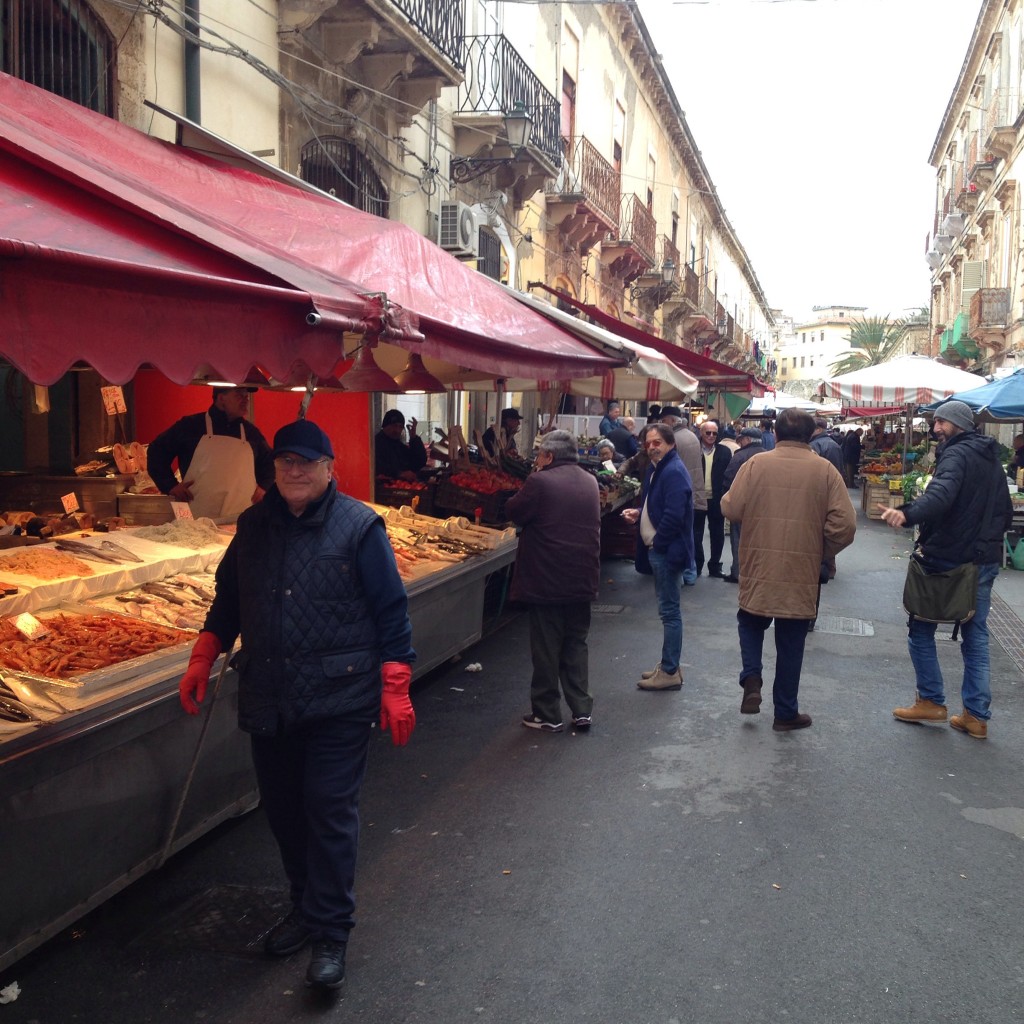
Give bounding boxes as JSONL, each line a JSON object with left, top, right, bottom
{"left": 950, "top": 708, "right": 987, "bottom": 739}
{"left": 638, "top": 666, "right": 683, "bottom": 691}
{"left": 893, "top": 697, "right": 947, "bottom": 723}
{"left": 639, "top": 666, "right": 661, "bottom": 680}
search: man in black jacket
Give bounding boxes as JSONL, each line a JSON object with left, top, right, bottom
{"left": 693, "top": 419, "right": 732, "bottom": 577}
{"left": 721, "top": 427, "right": 765, "bottom": 583}
{"left": 880, "top": 401, "right": 1013, "bottom": 740}
{"left": 178, "top": 419, "right": 416, "bottom": 990}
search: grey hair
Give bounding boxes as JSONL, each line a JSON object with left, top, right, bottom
{"left": 539, "top": 429, "right": 579, "bottom": 462}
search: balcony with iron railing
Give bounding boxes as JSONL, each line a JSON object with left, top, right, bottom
{"left": 969, "top": 286, "right": 1011, "bottom": 352}
{"left": 631, "top": 234, "right": 680, "bottom": 317}
{"left": 280, "top": 0, "right": 464, "bottom": 129}
{"left": 455, "top": 35, "right": 560, "bottom": 172}
{"left": 940, "top": 311, "right": 979, "bottom": 361}
{"left": 544, "top": 136, "right": 620, "bottom": 253}
{"left": 602, "top": 193, "right": 656, "bottom": 285}
{"left": 984, "top": 88, "right": 1018, "bottom": 160}
{"left": 967, "top": 128, "right": 996, "bottom": 190}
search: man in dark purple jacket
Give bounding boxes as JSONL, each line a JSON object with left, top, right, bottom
{"left": 505, "top": 430, "right": 601, "bottom": 734}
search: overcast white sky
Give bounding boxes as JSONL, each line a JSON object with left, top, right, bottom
{"left": 636, "top": 0, "right": 982, "bottom": 325}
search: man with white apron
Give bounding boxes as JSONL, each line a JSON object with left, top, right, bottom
{"left": 147, "top": 387, "right": 275, "bottom": 520}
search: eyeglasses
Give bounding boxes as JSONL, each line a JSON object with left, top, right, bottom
{"left": 645, "top": 440, "right": 666, "bottom": 449}
{"left": 702, "top": 430, "right": 718, "bottom": 437}
{"left": 275, "top": 455, "right": 329, "bottom": 473}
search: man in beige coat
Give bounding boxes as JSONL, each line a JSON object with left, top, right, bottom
{"left": 721, "top": 408, "right": 856, "bottom": 731}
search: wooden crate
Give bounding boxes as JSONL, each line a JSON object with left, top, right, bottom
{"left": 434, "top": 479, "right": 516, "bottom": 524}
{"left": 863, "top": 482, "right": 901, "bottom": 519}
{"left": 373, "top": 481, "right": 435, "bottom": 516}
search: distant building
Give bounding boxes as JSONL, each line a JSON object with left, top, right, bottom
{"left": 775, "top": 305, "right": 867, "bottom": 382}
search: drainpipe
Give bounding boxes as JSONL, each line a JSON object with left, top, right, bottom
{"left": 184, "top": 0, "right": 201, "bottom": 123}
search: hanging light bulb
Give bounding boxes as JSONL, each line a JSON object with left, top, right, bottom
{"left": 337, "top": 344, "right": 402, "bottom": 393}
{"left": 394, "top": 352, "right": 446, "bottom": 394}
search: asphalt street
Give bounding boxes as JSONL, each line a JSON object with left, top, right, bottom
{"left": 2, "top": 499, "right": 1023, "bottom": 1024}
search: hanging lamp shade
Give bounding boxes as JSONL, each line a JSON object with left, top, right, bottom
{"left": 338, "top": 344, "right": 402, "bottom": 393}
{"left": 394, "top": 352, "right": 446, "bottom": 394}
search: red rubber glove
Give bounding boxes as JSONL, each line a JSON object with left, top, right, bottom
{"left": 380, "top": 662, "right": 415, "bottom": 746}
{"left": 179, "top": 631, "right": 223, "bottom": 715}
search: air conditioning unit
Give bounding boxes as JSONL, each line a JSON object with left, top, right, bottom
{"left": 438, "top": 201, "right": 479, "bottom": 258}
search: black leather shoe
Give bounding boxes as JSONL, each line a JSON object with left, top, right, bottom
{"left": 264, "top": 910, "right": 314, "bottom": 957}
{"left": 306, "top": 940, "right": 347, "bottom": 989}
{"left": 722, "top": 575, "right": 739, "bottom": 583}
{"left": 707, "top": 568, "right": 726, "bottom": 578}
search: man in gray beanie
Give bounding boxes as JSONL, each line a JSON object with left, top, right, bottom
{"left": 879, "top": 399, "right": 1013, "bottom": 739}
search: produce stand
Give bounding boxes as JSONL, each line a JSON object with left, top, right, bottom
{"left": 0, "top": 509, "right": 517, "bottom": 972}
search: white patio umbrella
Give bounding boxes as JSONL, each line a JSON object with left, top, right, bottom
{"left": 823, "top": 354, "right": 984, "bottom": 468}
{"left": 822, "top": 354, "right": 982, "bottom": 408}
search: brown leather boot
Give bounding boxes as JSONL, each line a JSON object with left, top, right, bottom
{"left": 950, "top": 708, "right": 987, "bottom": 739}
{"left": 740, "top": 675, "right": 763, "bottom": 714}
{"left": 637, "top": 666, "right": 683, "bottom": 691}
{"left": 893, "top": 697, "right": 947, "bottom": 723}
{"left": 639, "top": 666, "right": 661, "bottom": 680}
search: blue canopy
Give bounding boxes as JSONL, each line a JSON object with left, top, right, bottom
{"left": 924, "top": 367, "right": 1024, "bottom": 422}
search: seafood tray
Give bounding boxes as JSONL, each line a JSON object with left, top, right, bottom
{"left": 0, "top": 607, "right": 194, "bottom": 692}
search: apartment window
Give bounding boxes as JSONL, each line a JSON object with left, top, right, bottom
{"left": 299, "top": 137, "right": 389, "bottom": 217}
{"left": 802, "top": 332, "right": 806, "bottom": 344}
{"left": 820, "top": 330, "right": 825, "bottom": 342}
{"left": 477, "top": 228, "right": 502, "bottom": 281}
{"left": 800, "top": 356, "right": 806, "bottom": 368}
{"left": 2, "top": 0, "right": 115, "bottom": 115}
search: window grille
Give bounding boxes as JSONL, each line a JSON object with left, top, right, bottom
{"left": 2, "top": 0, "right": 114, "bottom": 115}
{"left": 299, "top": 137, "right": 389, "bottom": 217}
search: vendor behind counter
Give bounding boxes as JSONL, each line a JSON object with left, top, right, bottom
{"left": 375, "top": 410, "right": 427, "bottom": 482}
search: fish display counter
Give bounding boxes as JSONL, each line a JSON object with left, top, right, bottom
{"left": 0, "top": 510, "right": 517, "bottom": 972}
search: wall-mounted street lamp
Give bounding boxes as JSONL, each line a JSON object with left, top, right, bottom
{"left": 451, "top": 101, "right": 534, "bottom": 184}
{"left": 629, "top": 258, "right": 677, "bottom": 306}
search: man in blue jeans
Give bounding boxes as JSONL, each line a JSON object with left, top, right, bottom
{"left": 623, "top": 423, "right": 694, "bottom": 691}
{"left": 880, "top": 400, "right": 1013, "bottom": 739}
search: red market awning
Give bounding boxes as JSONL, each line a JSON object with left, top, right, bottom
{"left": 527, "top": 283, "right": 765, "bottom": 395}
{"left": 0, "top": 73, "right": 618, "bottom": 386}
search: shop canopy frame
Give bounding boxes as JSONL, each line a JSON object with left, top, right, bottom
{"left": 920, "top": 366, "right": 1024, "bottom": 423}
{"left": 0, "top": 73, "right": 619, "bottom": 388}
{"left": 526, "top": 282, "right": 766, "bottom": 395}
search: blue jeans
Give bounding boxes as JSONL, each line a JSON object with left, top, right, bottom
{"left": 648, "top": 548, "right": 683, "bottom": 674}
{"left": 737, "top": 609, "right": 811, "bottom": 720}
{"left": 907, "top": 562, "right": 999, "bottom": 720}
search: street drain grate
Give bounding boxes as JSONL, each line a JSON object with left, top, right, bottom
{"left": 131, "top": 885, "right": 289, "bottom": 958}
{"left": 811, "top": 615, "right": 875, "bottom": 636}
{"left": 592, "top": 604, "right": 625, "bottom": 614}
{"left": 990, "top": 592, "right": 1024, "bottom": 676}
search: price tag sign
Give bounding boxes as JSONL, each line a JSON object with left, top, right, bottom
{"left": 100, "top": 385, "right": 127, "bottom": 415}
{"left": 11, "top": 613, "right": 49, "bottom": 640}
{"left": 61, "top": 492, "right": 80, "bottom": 514}
{"left": 170, "top": 501, "right": 194, "bottom": 520}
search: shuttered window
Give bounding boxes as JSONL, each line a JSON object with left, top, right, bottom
{"left": 1, "top": 0, "right": 114, "bottom": 115}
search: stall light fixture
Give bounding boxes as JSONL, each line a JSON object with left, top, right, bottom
{"left": 337, "top": 344, "right": 402, "bottom": 393}
{"left": 450, "top": 101, "right": 534, "bottom": 184}
{"left": 393, "top": 352, "right": 446, "bottom": 394}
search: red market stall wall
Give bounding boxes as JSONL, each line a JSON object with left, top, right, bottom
{"left": 132, "top": 373, "right": 374, "bottom": 502}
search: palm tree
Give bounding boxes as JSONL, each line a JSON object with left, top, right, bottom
{"left": 828, "top": 315, "right": 908, "bottom": 375}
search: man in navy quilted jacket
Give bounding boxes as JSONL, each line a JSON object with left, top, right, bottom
{"left": 178, "top": 418, "right": 416, "bottom": 991}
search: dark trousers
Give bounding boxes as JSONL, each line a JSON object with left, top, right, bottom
{"left": 251, "top": 716, "right": 372, "bottom": 942}
{"left": 728, "top": 520, "right": 742, "bottom": 578}
{"left": 528, "top": 602, "right": 593, "bottom": 723}
{"left": 693, "top": 498, "right": 725, "bottom": 574}
{"left": 737, "top": 608, "right": 811, "bottom": 721}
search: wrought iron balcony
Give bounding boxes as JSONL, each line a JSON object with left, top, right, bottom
{"left": 279, "top": 0, "right": 464, "bottom": 129}
{"left": 544, "top": 136, "right": 620, "bottom": 253}
{"left": 603, "top": 193, "right": 656, "bottom": 284}
{"left": 969, "top": 287, "right": 1010, "bottom": 352}
{"left": 455, "top": 35, "right": 561, "bottom": 171}
{"left": 984, "top": 88, "right": 1018, "bottom": 160}
{"left": 940, "top": 311, "right": 979, "bottom": 360}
